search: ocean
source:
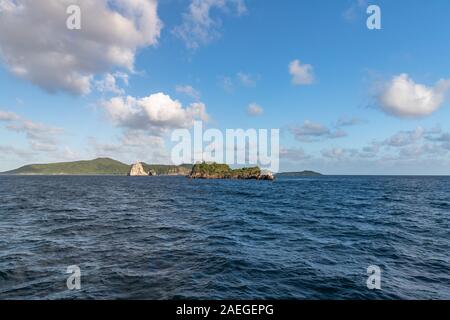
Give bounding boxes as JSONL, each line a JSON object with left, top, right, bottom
{"left": 0, "top": 175, "right": 448, "bottom": 299}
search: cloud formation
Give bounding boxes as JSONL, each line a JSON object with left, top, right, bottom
{"left": 237, "top": 72, "right": 259, "bottom": 87}
{"left": 378, "top": 74, "right": 450, "bottom": 118}
{"left": 290, "top": 120, "right": 346, "bottom": 142}
{"left": 173, "top": 0, "right": 246, "bottom": 49}
{"left": 342, "top": 0, "right": 368, "bottom": 22}
{"left": 88, "top": 130, "right": 169, "bottom": 164}
{"left": 289, "top": 59, "right": 315, "bottom": 86}
{"left": 247, "top": 103, "right": 263, "bottom": 116}
{"left": 102, "top": 92, "right": 209, "bottom": 133}
{"left": 95, "top": 73, "right": 129, "bottom": 95}
{"left": 0, "top": 0, "right": 162, "bottom": 95}
{"left": 318, "top": 126, "right": 450, "bottom": 163}
{"left": 0, "top": 110, "right": 63, "bottom": 152}
{"left": 176, "top": 85, "right": 201, "bottom": 101}
{"left": 219, "top": 72, "right": 259, "bottom": 92}
{"left": 0, "top": 111, "right": 20, "bottom": 121}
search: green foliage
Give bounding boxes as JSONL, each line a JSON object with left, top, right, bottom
{"left": 142, "top": 163, "right": 193, "bottom": 176}
{"left": 190, "top": 162, "right": 262, "bottom": 179}
{"left": 1, "top": 158, "right": 193, "bottom": 176}
{"left": 1, "top": 158, "right": 130, "bottom": 175}
{"left": 276, "top": 171, "right": 322, "bottom": 177}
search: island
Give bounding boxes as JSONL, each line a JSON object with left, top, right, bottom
{"left": 0, "top": 158, "right": 192, "bottom": 176}
{"left": 276, "top": 170, "right": 322, "bottom": 177}
{"left": 189, "top": 162, "right": 274, "bottom": 180}
{"left": 1, "top": 158, "right": 276, "bottom": 180}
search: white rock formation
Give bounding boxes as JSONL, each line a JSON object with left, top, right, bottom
{"left": 128, "top": 162, "right": 149, "bottom": 176}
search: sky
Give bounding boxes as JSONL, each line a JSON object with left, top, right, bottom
{"left": 1, "top": 0, "right": 450, "bottom": 174}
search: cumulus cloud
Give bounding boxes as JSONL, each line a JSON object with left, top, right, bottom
{"left": 173, "top": 0, "right": 246, "bottom": 49}
{"left": 6, "top": 120, "right": 63, "bottom": 152}
{"left": 319, "top": 126, "right": 450, "bottom": 163}
{"left": 95, "top": 73, "right": 129, "bottom": 95}
{"left": 322, "top": 148, "right": 358, "bottom": 159}
{"left": 0, "top": 0, "right": 162, "bottom": 95}
{"left": 378, "top": 74, "right": 450, "bottom": 118}
{"left": 247, "top": 103, "right": 263, "bottom": 116}
{"left": 384, "top": 127, "right": 424, "bottom": 147}
{"left": 289, "top": 59, "right": 315, "bottom": 86}
{"left": 0, "top": 110, "right": 64, "bottom": 152}
{"left": 88, "top": 130, "right": 170, "bottom": 164}
{"left": 290, "top": 120, "right": 346, "bottom": 142}
{"left": 0, "top": 110, "right": 20, "bottom": 121}
{"left": 237, "top": 72, "right": 259, "bottom": 87}
{"left": 176, "top": 85, "right": 201, "bottom": 101}
{"left": 280, "top": 147, "right": 310, "bottom": 161}
{"left": 102, "top": 92, "right": 209, "bottom": 133}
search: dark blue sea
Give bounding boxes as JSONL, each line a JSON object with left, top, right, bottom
{"left": 0, "top": 176, "right": 448, "bottom": 300}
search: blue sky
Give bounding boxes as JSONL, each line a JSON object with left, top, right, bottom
{"left": 1, "top": 0, "right": 450, "bottom": 174}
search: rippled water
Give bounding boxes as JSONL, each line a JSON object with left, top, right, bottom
{"left": 0, "top": 176, "right": 449, "bottom": 299}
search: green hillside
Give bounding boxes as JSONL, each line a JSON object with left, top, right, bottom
{"left": 276, "top": 170, "right": 322, "bottom": 177}
{"left": 1, "top": 158, "right": 194, "bottom": 176}
{"left": 1, "top": 158, "right": 130, "bottom": 175}
{"left": 142, "top": 163, "right": 193, "bottom": 176}
{"left": 189, "top": 162, "right": 263, "bottom": 179}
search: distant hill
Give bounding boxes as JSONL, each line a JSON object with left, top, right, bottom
{"left": 1, "top": 158, "right": 130, "bottom": 175}
{"left": 276, "top": 170, "right": 323, "bottom": 177}
{"left": 1, "top": 158, "right": 193, "bottom": 176}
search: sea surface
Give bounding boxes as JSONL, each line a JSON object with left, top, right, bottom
{"left": 0, "top": 175, "right": 449, "bottom": 300}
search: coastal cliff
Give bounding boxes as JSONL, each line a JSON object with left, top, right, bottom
{"left": 189, "top": 162, "right": 274, "bottom": 180}
{"left": 128, "top": 162, "right": 153, "bottom": 176}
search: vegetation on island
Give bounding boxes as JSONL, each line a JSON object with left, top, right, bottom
{"left": 276, "top": 170, "right": 322, "bottom": 177}
{"left": 1, "top": 158, "right": 130, "bottom": 175}
{"left": 189, "top": 162, "right": 273, "bottom": 180}
{"left": 1, "top": 158, "right": 193, "bottom": 176}
{"left": 1, "top": 158, "right": 289, "bottom": 179}
{"left": 142, "top": 163, "right": 192, "bottom": 176}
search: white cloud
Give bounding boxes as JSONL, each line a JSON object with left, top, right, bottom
{"left": 342, "top": 0, "right": 368, "bottom": 22}
{"left": 219, "top": 72, "right": 259, "bottom": 92}
{"left": 289, "top": 60, "right": 315, "bottom": 86}
{"left": 0, "top": 145, "right": 34, "bottom": 159}
{"left": 322, "top": 148, "right": 356, "bottom": 159}
{"left": 237, "top": 72, "right": 258, "bottom": 87}
{"left": 173, "top": 0, "right": 246, "bottom": 49}
{"left": 219, "top": 76, "right": 234, "bottom": 92}
{"left": 0, "top": 110, "right": 20, "bottom": 121}
{"left": 0, "top": 110, "right": 63, "bottom": 152}
{"left": 336, "top": 116, "right": 366, "bottom": 127}
{"left": 0, "top": 0, "right": 162, "bottom": 95}
{"left": 88, "top": 130, "right": 170, "bottom": 164}
{"left": 176, "top": 85, "right": 201, "bottom": 100}
{"left": 280, "top": 147, "right": 310, "bottom": 161}
{"left": 384, "top": 127, "right": 424, "bottom": 147}
{"left": 6, "top": 119, "right": 63, "bottom": 152}
{"left": 378, "top": 74, "right": 450, "bottom": 118}
{"left": 290, "top": 120, "right": 346, "bottom": 142}
{"left": 96, "top": 73, "right": 126, "bottom": 95}
{"left": 102, "top": 92, "right": 209, "bottom": 132}
{"left": 247, "top": 103, "right": 263, "bottom": 116}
